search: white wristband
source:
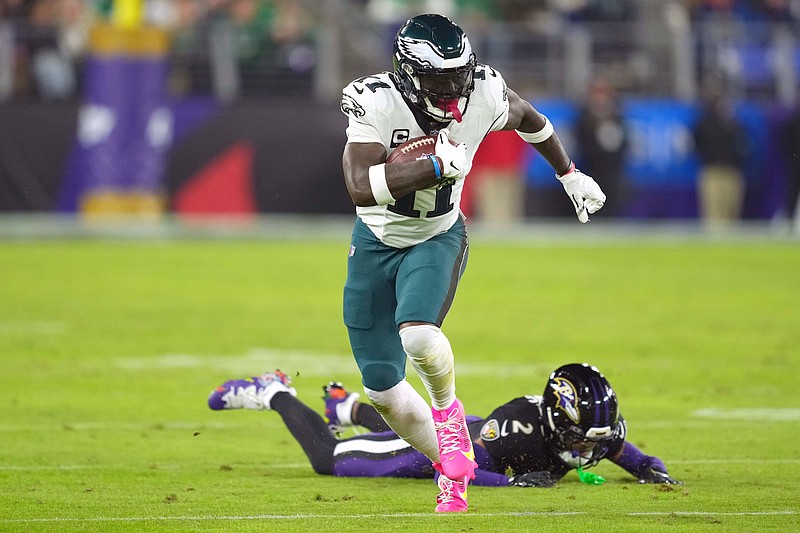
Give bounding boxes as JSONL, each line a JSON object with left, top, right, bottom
{"left": 516, "top": 116, "right": 554, "bottom": 144}
{"left": 368, "top": 163, "right": 394, "bottom": 205}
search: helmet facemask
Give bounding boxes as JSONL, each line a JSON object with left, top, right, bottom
{"left": 547, "top": 418, "right": 619, "bottom": 468}
{"left": 403, "top": 60, "right": 475, "bottom": 122}
{"left": 541, "top": 363, "right": 621, "bottom": 468}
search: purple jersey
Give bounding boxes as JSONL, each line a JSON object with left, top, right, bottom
{"left": 471, "top": 396, "right": 626, "bottom": 480}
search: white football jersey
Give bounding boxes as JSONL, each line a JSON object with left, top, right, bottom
{"left": 341, "top": 65, "right": 511, "bottom": 248}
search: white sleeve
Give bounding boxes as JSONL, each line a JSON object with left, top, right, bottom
{"left": 346, "top": 119, "right": 381, "bottom": 144}
{"left": 488, "top": 69, "right": 510, "bottom": 133}
{"left": 341, "top": 82, "right": 382, "bottom": 144}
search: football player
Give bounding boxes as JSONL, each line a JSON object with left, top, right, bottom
{"left": 339, "top": 14, "right": 606, "bottom": 512}
{"left": 208, "top": 364, "right": 681, "bottom": 507}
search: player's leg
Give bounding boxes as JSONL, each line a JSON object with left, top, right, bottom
{"left": 395, "top": 216, "right": 476, "bottom": 482}
{"left": 269, "top": 392, "right": 339, "bottom": 475}
{"left": 331, "top": 432, "right": 435, "bottom": 479}
{"left": 208, "top": 370, "right": 297, "bottom": 411}
{"left": 395, "top": 217, "right": 468, "bottom": 409}
{"left": 344, "top": 218, "right": 440, "bottom": 463}
{"left": 323, "top": 382, "right": 390, "bottom": 432}
{"left": 208, "top": 370, "right": 338, "bottom": 475}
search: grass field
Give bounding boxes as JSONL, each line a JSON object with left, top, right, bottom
{"left": 1, "top": 222, "right": 799, "bottom": 532}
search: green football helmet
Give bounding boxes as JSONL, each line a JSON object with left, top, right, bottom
{"left": 392, "top": 14, "right": 477, "bottom": 123}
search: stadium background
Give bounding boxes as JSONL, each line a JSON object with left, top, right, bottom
{"left": 0, "top": 0, "right": 798, "bottom": 224}
{"left": 2, "top": 2, "right": 799, "bottom": 529}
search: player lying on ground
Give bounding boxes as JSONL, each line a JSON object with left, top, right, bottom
{"left": 208, "top": 363, "right": 682, "bottom": 493}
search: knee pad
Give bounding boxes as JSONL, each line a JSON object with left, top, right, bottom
{"left": 364, "top": 380, "right": 419, "bottom": 419}
{"left": 400, "top": 324, "right": 453, "bottom": 371}
{"left": 400, "top": 324, "right": 442, "bottom": 360}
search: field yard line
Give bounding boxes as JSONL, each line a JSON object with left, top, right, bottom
{"left": 1, "top": 513, "right": 585, "bottom": 523}
{"left": 114, "top": 351, "right": 552, "bottom": 377}
{"left": 0, "top": 463, "right": 311, "bottom": 471}
{"left": 629, "top": 511, "right": 798, "bottom": 516}
{"left": 692, "top": 408, "right": 800, "bottom": 421}
{"left": 3, "top": 458, "right": 799, "bottom": 472}
{"left": 1, "top": 511, "right": 795, "bottom": 523}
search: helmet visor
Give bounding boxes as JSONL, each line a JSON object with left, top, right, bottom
{"left": 417, "top": 67, "right": 474, "bottom": 99}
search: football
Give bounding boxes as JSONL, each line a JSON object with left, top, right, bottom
{"left": 385, "top": 135, "right": 438, "bottom": 164}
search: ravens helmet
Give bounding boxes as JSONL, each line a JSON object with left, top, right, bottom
{"left": 392, "top": 14, "right": 477, "bottom": 123}
{"left": 542, "top": 363, "right": 622, "bottom": 466}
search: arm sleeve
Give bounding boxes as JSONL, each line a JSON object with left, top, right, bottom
{"left": 611, "top": 441, "right": 667, "bottom": 479}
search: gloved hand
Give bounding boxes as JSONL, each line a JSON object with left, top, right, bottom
{"left": 636, "top": 456, "right": 683, "bottom": 485}
{"left": 638, "top": 467, "right": 684, "bottom": 485}
{"left": 556, "top": 163, "right": 606, "bottom": 223}
{"left": 435, "top": 128, "right": 467, "bottom": 186}
{"left": 508, "top": 471, "right": 557, "bottom": 488}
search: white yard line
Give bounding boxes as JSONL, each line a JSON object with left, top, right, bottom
{"left": 1, "top": 510, "right": 795, "bottom": 524}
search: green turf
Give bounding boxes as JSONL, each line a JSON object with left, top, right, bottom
{"left": 1, "top": 235, "right": 799, "bottom": 532}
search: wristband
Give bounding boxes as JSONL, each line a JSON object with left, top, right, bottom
{"left": 368, "top": 163, "right": 395, "bottom": 205}
{"left": 557, "top": 161, "right": 575, "bottom": 178}
{"left": 425, "top": 154, "right": 443, "bottom": 181}
{"left": 516, "top": 116, "right": 554, "bottom": 144}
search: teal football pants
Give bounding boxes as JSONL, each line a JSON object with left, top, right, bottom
{"left": 343, "top": 216, "right": 469, "bottom": 391}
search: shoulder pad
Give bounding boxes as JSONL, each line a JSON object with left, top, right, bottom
{"left": 341, "top": 73, "right": 395, "bottom": 120}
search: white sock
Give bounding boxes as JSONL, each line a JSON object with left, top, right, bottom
{"left": 400, "top": 324, "right": 456, "bottom": 410}
{"left": 365, "top": 380, "right": 440, "bottom": 463}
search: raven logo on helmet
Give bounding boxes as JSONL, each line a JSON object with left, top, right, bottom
{"left": 550, "top": 377, "right": 580, "bottom": 424}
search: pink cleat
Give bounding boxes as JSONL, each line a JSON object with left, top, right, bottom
{"left": 432, "top": 398, "right": 477, "bottom": 480}
{"left": 435, "top": 474, "right": 470, "bottom": 513}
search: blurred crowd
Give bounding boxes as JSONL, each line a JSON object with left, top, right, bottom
{"left": 354, "top": 0, "right": 800, "bottom": 25}
{"left": 690, "top": 0, "right": 800, "bottom": 21}
{"left": 0, "top": 0, "right": 318, "bottom": 101}
{"left": 1, "top": 0, "right": 798, "bottom": 102}
{"left": 0, "top": 0, "right": 800, "bottom": 221}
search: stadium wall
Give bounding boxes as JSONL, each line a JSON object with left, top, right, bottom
{"left": 0, "top": 98, "right": 790, "bottom": 219}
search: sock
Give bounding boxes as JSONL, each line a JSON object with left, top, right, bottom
{"left": 399, "top": 324, "right": 456, "bottom": 410}
{"left": 352, "top": 402, "right": 392, "bottom": 432}
{"left": 364, "top": 380, "right": 440, "bottom": 463}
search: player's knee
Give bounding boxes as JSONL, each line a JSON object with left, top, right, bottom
{"left": 364, "top": 380, "right": 407, "bottom": 415}
{"left": 399, "top": 324, "right": 442, "bottom": 360}
{"left": 360, "top": 362, "right": 403, "bottom": 392}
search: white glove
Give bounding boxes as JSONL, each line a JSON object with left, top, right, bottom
{"left": 556, "top": 164, "right": 606, "bottom": 223}
{"left": 435, "top": 128, "right": 467, "bottom": 182}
